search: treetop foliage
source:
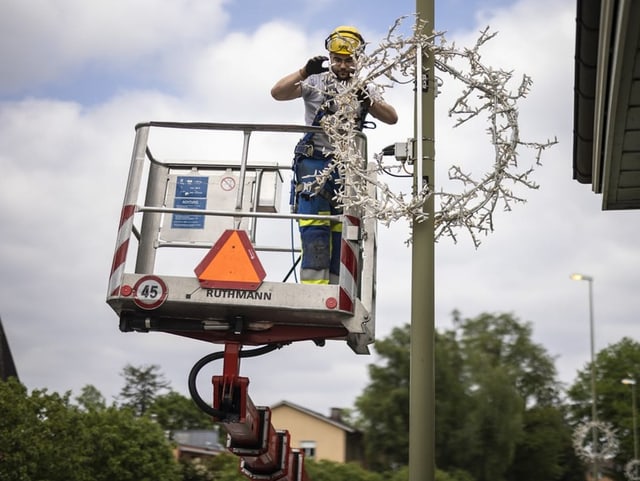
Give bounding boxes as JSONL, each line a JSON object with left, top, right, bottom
{"left": 3, "top": 314, "right": 640, "bottom": 481}
{"left": 355, "top": 311, "right": 578, "bottom": 481}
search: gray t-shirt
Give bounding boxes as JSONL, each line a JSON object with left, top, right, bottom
{"left": 300, "top": 72, "right": 378, "bottom": 153}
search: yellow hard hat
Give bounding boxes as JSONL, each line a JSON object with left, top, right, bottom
{"left": 325, "top": 26, "right": 364, "bottom": 55}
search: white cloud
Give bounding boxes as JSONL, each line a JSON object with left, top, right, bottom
{"left": 0, "top": 0, "right": 229, "bottom": 94}
{"left": 2, "top": 0, "right": 639, "bottom": 417}
{"left": 183, "top": 22, "right": 309, "bottom": 118}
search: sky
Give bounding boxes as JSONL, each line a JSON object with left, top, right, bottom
{"left": 1, "top": 0, "right": 639, "bottom": 420}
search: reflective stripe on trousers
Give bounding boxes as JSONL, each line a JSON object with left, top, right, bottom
{"left": 294, "top": 156, "right": 342, "bottom": 284}
{"left": 299, "top": 220, "right": 342, "bottom": 284}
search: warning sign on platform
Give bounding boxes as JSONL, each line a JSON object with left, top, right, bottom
{"left": 194, "top": 230, "right": 266, "bottom": 290}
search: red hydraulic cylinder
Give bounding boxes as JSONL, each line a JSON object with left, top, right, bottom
{"left": 212, "top": 343, "right": 307, "bottom": 481}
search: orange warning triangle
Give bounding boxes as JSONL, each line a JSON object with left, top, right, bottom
{"left": 194, "top": 230, "right": 266, "bottom": 290}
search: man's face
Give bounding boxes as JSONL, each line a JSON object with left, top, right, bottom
{"left": 329, "top": 53, "right": 355, "bottom": 80}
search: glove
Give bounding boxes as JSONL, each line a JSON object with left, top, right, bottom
{"left": 303, "top": 56, "right": 329, "bottom": 76}
{"left": 356, "top": 87, "right": 372, "bottom": 110}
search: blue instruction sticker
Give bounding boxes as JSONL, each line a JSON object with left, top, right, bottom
{"left": 172, "top": 176, "right": 208, "bottom": 229}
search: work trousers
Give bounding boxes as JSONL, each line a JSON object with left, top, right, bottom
{"left": 294, "top": 156, "right": 342, "bottom": 284}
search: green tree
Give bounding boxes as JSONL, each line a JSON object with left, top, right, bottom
{"left": 456, "top": 311, "right": 561, "bottom": 406}
{"left": 178, "top": 451, "right": 255, "bottom": 481}
{"left": 82, "top": 405, "right": 181, "bottom": 481}
{"left": 505, "top": 405, "right": 581, "bottom": 481}
{"left": 388, "top": 466, "right": 475, "bottom": 481}
{"left": 0, "top": 377, "right": 181, "bottom": 481}
{"left": 434, "top": 328, "right": 474, "bottom": 472}
{"left": 119, "top": 363, "right": 171, "bottom": 416}
{"left": 453, "top": 312, "right": 564, "bottom": 481}
{"left": 355, "top": 312, "right": 575, "bottom": 481}
{"left": 75, "top": 384, "right": 107, "bottom": 411}
{"left": 354, "top": 324, "right": 410, "bottom": 471}
{"left": 150, "top": 390, "right": 214, "bottom": 432}
{"left": 305, "top": 459, "right": 384, "bottom": 481}
{"left": 210, "top": 452, "right": 258, "bottom": 481}
{"left": 0, "top": 378, "right": 90, "bottom": 481}
{"left": 180, "top": 457, "right": 216, "bottom": 481}
{"left": 567, "top": 337, "right": 640, "bottom": 479}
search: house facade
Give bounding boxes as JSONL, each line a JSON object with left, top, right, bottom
{"left": 270, "top": 400, "right": 364, "bottom": 465}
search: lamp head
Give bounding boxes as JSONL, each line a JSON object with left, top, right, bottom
{"left": 571, "top": 273, "right": 593, "bottom": 282}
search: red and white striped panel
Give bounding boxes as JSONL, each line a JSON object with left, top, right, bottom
{"left": 108, "top": 204, "right": 136, "bottom": 297}
{"left": 339, "top": 215, "right": 360, "bottom": 312}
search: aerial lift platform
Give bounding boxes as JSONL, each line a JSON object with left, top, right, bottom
{"left": 106, "top": 121, "right": 378, "bottom": 480}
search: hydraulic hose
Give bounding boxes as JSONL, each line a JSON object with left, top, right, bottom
{"left": 188, "top": 343, "right": 285, "bottom": 417}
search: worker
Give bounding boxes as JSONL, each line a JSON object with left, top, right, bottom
{"left": 271, "top": 25, "right": 398, "bottom": 285}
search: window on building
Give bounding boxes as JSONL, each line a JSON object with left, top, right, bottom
{"left": 300, "top": 440, "right": 316, "bottom": 459}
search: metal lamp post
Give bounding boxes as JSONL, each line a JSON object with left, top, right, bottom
{"left": 571, "top": 273, "right": 598, "bottom": 480}
{"left": 411, "top": 2, "right": 435, "bottom": 481}
{"left": 622, "top": 378, "right": 638, "bottom": 461}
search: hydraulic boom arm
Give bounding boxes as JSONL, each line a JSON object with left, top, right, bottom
{"left": 189, "top": 342, "right": 308, "bottom": 481}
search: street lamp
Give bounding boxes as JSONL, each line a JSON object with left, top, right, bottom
{"left": 622, "top": 378, "right": 638, "bottom": 461}
{"left": 571, "top": 273, "right": 598, "bottom": 480}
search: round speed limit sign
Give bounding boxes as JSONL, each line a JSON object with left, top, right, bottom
{"left": 133, "top": 275, "right": 168, "bottom": 310}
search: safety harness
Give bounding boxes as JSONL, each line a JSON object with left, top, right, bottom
{"left": 290, "top": 91, "right": 371, "bottom": 212}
